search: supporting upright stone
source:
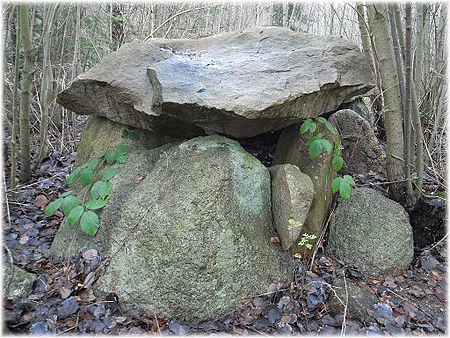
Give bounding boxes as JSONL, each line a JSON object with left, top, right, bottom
{"left": 329, "top": 109, "right": 385, "bottom": 175}
{"left": 269, "top": 164, "right": 314, "bottom": 251}
{"left": 273, "top": 123, "right": 340, "bottom": 257}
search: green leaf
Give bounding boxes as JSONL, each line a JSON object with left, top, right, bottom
{"left": 79, "top": 168, "right": 94, "bottom": 187}
{"left": 67, "top": 205, "right": 84, "bottom": 226}
{"left": 321, "top": 139, "right": 332, "bottom": 154}
{"left": 308, "top": 139, "right": 323, "bottom": 158}
{"left": 87, "top": 158, "right": 99, "bottom": 170}
{"left": 62, "top": 195, "right": 79, "bottom": 216}
{"left": 117, "top": 144, "right": 130, "bottom": 154}
{"left": 331, "top": 177, "right": 341, "bottom": 193}
{"left": 339, "top": 180, "right": 352, "bottom": 200}
{"left": 91, "top": 181, "right": 106, "bottom": 200}
{"left": 60, "top": 191, "right": 72, "bottom": 197}
{"left": 332, "top": 155, "right": 344, "bottom": 172}
{"left": 308, "top": 122, "right": 317, "bottom": 133}
{"left": 105, "top": 150, "right": 118, "bottom": 165}
{"left": 343, "top": 175, "right": 356, "bottom": 186}
{"left": 102, "top": 167, "right": 118, "bottom": 181}
{"left": 314, "top": 116, "right": 327, "bottom": 123}
{"left": 116, "top": 153, "right": 129, "bottom": 164}
{"left": 122, "top": 129, "right": 139, "bottom": 141}
{"left": 80, "top": 211, "right": 100, "bottom": 236}
{"left": 300, "top": 120, "right": 312, "bottom": 134}
{"left": 65, "top": 167, "right": 81, "bottom": 185}
{"left": 44, "top": 198, "right": 63, "bottom": 216}
{"left": 85, "top": 198, "right": 109, "bottom": 210}
{"left": 97, "top": 150, "right": 107, "bottom": 158}
{"left": 324, "top": 121, "right": 338, "bottom": 135}
{"left": 91, "top": 181, "right": 111, "bottom": 200}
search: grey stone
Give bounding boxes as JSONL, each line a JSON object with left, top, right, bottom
{"left": 329, "top": 109, "right": 385, "bottom": 175}
{"left": 329, "top": 277, "right": 377, "bottom": 324}
{"left": 51, "top": 116, "right": 182, "bottom": 256}
{"left": 269, "top": 164, "right": 314, "bottom": 250}
{"left": 328, "top": 188, "right": 413, "bottom": 273}
{"left": 52, "top": 134, "right": 292, "bottom": 322}
{"left": 338, "top": 97, "right": 371, "bottom": 121}
{"left": 272, "top": 122, "right": 340, "bottom": 257}
{"left": 3, "top": 260, "right": 36, "bottom": 300}
{"left": 58, "top": 26, "right": 374, "bottom": 138}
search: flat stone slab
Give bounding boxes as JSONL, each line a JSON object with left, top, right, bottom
{"left": 58, "top": 26, "right": 374, "bottom": 138}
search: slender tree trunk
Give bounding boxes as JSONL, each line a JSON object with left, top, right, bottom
{"left": 414, "top": 4, "right": 425, "bottom": 99}
{"left": 356, "top": 3, "right": 377, "bottom": 83}
{"left": 404, "top": 4, "right": 414, "bottom": 206}
{"left": 38, "top": 4, "right": 58, "bottom": 162}
{"left": 368, "top": 4, "right": 405, "bottom": 201}
{"left": 10, "top": 6, "right": 21, "bottom": 189}
{"left": 388, "top": 4, "right": 405, "bottom": 107}
{"left": 18, "top": 4, "right": 33, "bottom": 182}
{"left": 393, "top": 4, "right": 405, "bottom": 59}
{"left": 71, "top": 4, "right": 81, "bottom": 142}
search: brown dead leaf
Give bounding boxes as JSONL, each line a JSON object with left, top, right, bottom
{"left": 271, "top": 236, "right": 280, "bottom": 244}
{"left": 33, "top": 195, "right": 48, "bottom": 209}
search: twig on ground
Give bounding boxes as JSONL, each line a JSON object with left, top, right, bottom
{"left": 340, "top": 271, "right": 348, "bottom": 336}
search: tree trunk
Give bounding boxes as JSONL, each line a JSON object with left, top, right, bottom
{"left": 10, "top": 5, "right": 21, "bottom": 189}
{"left": 71, "top": 4, "right": 82, "bottom": 142}
{"left": 18, "top": 4, "right": 33, "bottom": 183}
{"left": 404, "top": 4, "right": 414, "bottom": 206}
{"left": 356, "top": 3, "right": 377, "bottom": 85}
{"left": 414, "top": 4, "right": 425, "bottom": 99}
{"left": 393, "top": 4, "right": 405, "bottom": 59}
{"left": 368, "top": 4, "right": 405, "bottom": 201}
{"left": 38, "top": 4, "right": 58, "bottom": 163}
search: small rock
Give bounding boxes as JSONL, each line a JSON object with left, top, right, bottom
{"left": 329, "top": 277, "right": 378, "bottom": 324}
{"left": 372, "top": 302, "right": 393, "bottom": 324}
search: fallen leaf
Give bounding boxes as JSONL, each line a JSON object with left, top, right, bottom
{"left": 33, "top": 195, "right": 48, "bottom": 209}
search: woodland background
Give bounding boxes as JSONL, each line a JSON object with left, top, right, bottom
{"left": 2, "top": 1, "right": 447, "bottom": 205}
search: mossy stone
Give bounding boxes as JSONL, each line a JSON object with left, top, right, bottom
{"left": 327, "top": 188, "right": 413, "bottom": 274}
{"left": 52, "top": 132, "right": 292, "bottom": 322}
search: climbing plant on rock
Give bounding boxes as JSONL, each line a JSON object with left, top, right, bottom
{"left": 45, "top": 130, "right": 136, "bottom": 236}
{"left": 299, "top": 117, "right": 355, "bottom": 200}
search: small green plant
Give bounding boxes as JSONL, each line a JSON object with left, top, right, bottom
{"left": 299, "top": 117, "right": 355, "bottom": 200}
{"left": 298, "top": 233, "right": 317, "bottom": 250}
{"left": 288, "top": 219, "right": 303, "bottom": 228}
{"left": 45, "top": 129, "right": 138, "bottom": 236}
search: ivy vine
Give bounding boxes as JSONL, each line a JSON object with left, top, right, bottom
{"left": 299, "top": 117, "right": 355, "bottom": 200}
{"left": 44, "top": 129, "right": 138, "bottom": 236}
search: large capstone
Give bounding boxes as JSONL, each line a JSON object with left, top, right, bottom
{"left": 327, "top": 188, "right": 413, "bottom": 274}
{"left": 51, "top": 133, "right": 292, "bottom": 322}
{"left": 58, "top": 26, "right": 374, "bottom": 138}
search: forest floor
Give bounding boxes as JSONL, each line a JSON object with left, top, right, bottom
{"left": 3, "top": 134, "right": 447, "bottom": 335}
